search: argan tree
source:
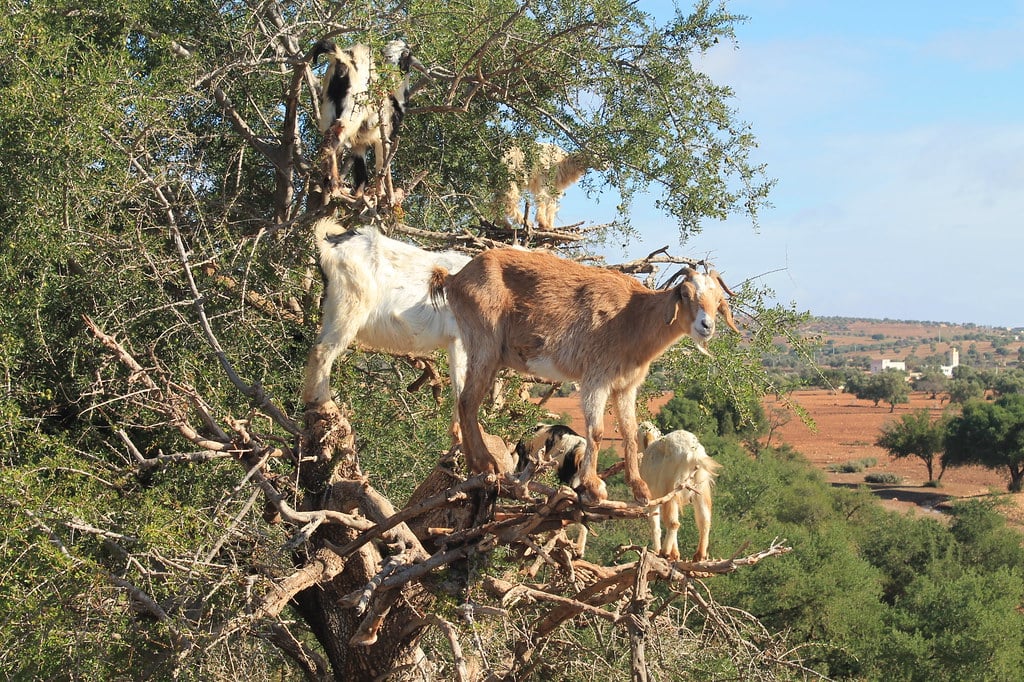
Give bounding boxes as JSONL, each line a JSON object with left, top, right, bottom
{"left": 849, "top": 369, "right": 910, "bottom": 412}
{"left": 876, "top": 408, "right": 947, "bottom": 482}
{"left": 1, "top": 1, "right": 807, "bottom": 679}
{"left": 945, "top": 395, "right": 1024, "bottom": 493}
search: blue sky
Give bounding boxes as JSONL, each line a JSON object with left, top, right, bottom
{"left": 561, "top": 0, "right": 1024, "bottom": 327}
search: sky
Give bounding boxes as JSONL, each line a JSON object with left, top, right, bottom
{"left": 560, "top": 0, "right": 1024, "bottom": 328}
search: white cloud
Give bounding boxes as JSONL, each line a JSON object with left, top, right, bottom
{"left": 563, "top": 2, "right": 1024, "bottom": 326}
{"left": 754, "top": 122, "right": 1024, "bottom": 324}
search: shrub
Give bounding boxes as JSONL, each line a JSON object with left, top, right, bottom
{"left": 865, "top": 472, "right": 902, "bottom": 484}
{"left": 655, "top": 384, "right": 766, "bottom": 440}
{"left": 828, "top": 457, "right": 877, "bottom": 473}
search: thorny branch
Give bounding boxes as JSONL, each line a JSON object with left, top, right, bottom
{"left": 85, "top": 303, "right": 793, "bottom": 677}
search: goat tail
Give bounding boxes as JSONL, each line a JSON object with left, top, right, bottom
{"left": 311, "top": 217, "right": 351, "bottom": 272}
{"left": 428, "top": 266, "right": 449, "bottom": 310}
{"left": 699, "top": 454, "right": 722, "bottom": 484}
{"left": 313, "top": 216, "right": 345, "bottom": 247}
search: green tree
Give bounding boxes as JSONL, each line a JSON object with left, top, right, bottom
{"left": 912, "top": 369, "right": 949, "bottom": 400}
{"left": 945, "top": 394, "right": 1024, "bottom": 492}
{"left": 948, "top": 499, "right": 1024, "bottom": 571}
{"left": 876, "top": 409, "right": 947, "bottom": 482}
{"left": 654, "top": 383, "right": 767, "bottom": 441}
{"left": 855, "top": 510, "right": 954, "bottom": 605}
{"left": 882, "top": 566, "right": 1024, "bottom": 681}
{"left": 710, "top": 440, "right": 1024, "bottom": 680}
{"left": 850, "top": 370, "right": 910, "bottom": 412}
{"left": 0, "top": 1, "right": 815, "bottom": 679}
{"left": 948, "top": 376, "right": 985, "bottom": 403}
{"left": 948, "top": 365, "right": 987, "bottom": 403}
{"left": 991, "top": 369, "right": 1024, "bottom": 397}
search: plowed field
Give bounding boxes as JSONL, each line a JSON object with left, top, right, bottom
{"left": 539, "top": 389, "right": 1024, "bottom": 529}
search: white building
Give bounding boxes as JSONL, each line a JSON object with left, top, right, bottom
{"left": 869, "top": 358, "right": 906, "bottom": 373}
{"left": 940, "top": 348, "right": 960, "bottom": 378}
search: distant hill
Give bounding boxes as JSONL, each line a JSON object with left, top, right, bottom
{"left": 801, "top": 317, "right": 1024, "bottom": 372}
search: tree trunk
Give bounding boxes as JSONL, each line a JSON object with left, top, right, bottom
{"left": 291, "top": 551, "right": 432, "bottom": 680}
{"left": 294, "top": 404, "right": 435, "bottom": 681}
{"left": 627, "top": 551, "right": 651, "bottom": 682}
{"left": 1008, "top": 465, "right": 1023, "bottom": 493}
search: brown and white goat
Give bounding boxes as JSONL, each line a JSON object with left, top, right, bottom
{"left": 430, "top": 248, "right": 739, "bottom": 503}
{"left": 501, "top": 144, "right": 590, "bottom": 231}
{"left": 638, "top": 422, "right": 720, "bottom": 561}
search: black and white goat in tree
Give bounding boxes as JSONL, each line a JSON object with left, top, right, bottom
{"left": 515, "top": 423, "right": 591, "bottom": 555}
{"left": 311, "top": 39, "right": 415, "bottom": 196}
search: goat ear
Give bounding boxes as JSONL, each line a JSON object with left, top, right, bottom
{"left": 712, "top": 272, "right": 740, "bottom": 333}
{"left": 666, "top": 282, "right": 697, "bottom": 325}
{"left": 719, "top": 297, "right": 740, "bottom": 333}
{"left": 664, "top": 287, "right": 681, "bottom": 325}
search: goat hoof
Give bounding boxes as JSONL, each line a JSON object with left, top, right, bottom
{"left": 580, "top": 485, "right": 608, "bottom": 505}
{"left": 628, "top": 478, "right": 651, "bottom": 505}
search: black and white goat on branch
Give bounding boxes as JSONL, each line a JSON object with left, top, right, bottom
{"left": 312, "top": 39, "right": 417, "bottom": 199}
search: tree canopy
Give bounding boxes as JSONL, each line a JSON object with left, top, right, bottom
{"left": 847, "top": 370, "right": 910, "bottom": 412}
{"left": 945, "top": 394, "right": 1024, "bottom": 492}
{"left": 0, "top": 1, "right": 831, "bottom": 679}
{"left": 876, "top": 409, "right": 947, "bottom": 482}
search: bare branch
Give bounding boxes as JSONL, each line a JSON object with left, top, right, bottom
{"left": 402, "top": 615, "right": 471, "bottom": 682}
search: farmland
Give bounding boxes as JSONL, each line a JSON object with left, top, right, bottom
{"left": 540, "top": 317, "right": 1024, "bottom": 529}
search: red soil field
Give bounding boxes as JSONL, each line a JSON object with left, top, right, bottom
{"left": 539, "top": 389, "right": 1024, "bottom": 529}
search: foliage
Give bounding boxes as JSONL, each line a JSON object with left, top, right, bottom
{"left": 8, "top": 0, "right": 1018, "bottom": 679}
{"left": 945, "top": 394, "right": 1024, "bottom": 492}
{"left": 881, "top": 565, "right": 1024, "bottom": 681}
{"left": 653, "top": 382, "right": 767, "bottom": 440}
{"left": 0, "top": 0, "right": 808, "bottom": 678}
{"left": 876, "top": 408, "right": 948, "bottom": 481}
{"left": 826, "top": 457, "right": 877, "bottom": 473}
{"left": 703, "top": 441, "right": 1024, "bottom": 680}
{"left": 991, "top": 369, "right": 1024, "bottom": 397}
{"left": 846, "top": 369, "right": 910, "bottom": 412}
{"left": 864, "top": 472, "right": 902, "bottom": 484}
{"left": 948, "top": 376, "right": 986, "bottom": 403}
{"left": 911, "top": 369, "right": 949, "bottom": 399}
{"left": 948, "top": 498, "right": 1024, "bottom": 571}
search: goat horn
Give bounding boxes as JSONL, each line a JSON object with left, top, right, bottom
{"left": 711, "top": 270, "right": 735, "bottom": 297}
{"left": 310, "top": 39, "right": 336, "bottom": 63}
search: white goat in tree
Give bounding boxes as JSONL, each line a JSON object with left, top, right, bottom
{"left": 638, "top": 422, "right": 720, "bottom": 561}
{"left": 313, "top": 39, "right": 415, "bottom": 196}
{"left": 303, "top": 217, "right": 470, "bottom": 441}
{"left": 501, "top": 143, "right": 591, "bottom": 231}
